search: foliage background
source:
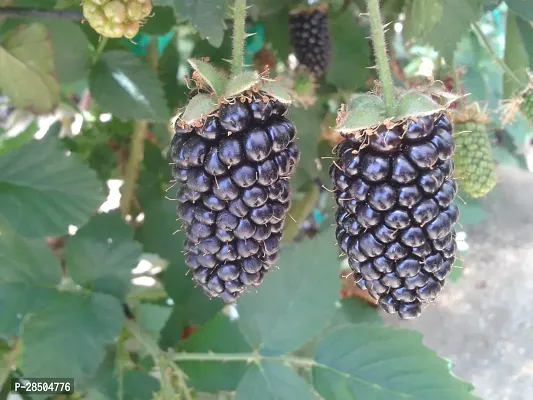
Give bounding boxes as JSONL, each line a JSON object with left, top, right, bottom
{"left": 0, "top": 0, "right": 532, "bottom": 398}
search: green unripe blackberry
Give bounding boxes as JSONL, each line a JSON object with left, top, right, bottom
{"left": 82, "top": 0, "right": 152, "bottom": 39}
{"left": 453, "top": 122, "right": 497, "bottom": 198}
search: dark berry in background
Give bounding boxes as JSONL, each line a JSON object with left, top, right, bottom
{"left": 289, "top": 5, "right": 332, "bottom": 78}
{"left": 332, "top": 113, "right": 458, "bottom": 319}
{"left": 171, "top": 93, "right": 300, "bottom": 303}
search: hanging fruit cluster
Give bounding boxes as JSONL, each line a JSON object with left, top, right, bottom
{"left": 82, "top": 0, "right": 152, "bottom": 39}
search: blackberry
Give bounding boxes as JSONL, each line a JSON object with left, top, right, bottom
{"left": 332, "top": 113, "right": 458, "bottom": 319}
{"left": 171, "top": 93, "right": 300, "bottom": 303}
{"left": 82, "top": 0, "right": 152, "bottom": 39}
{"left": 453, "top": 122, "right": 497, "bottom": 198}
{"left": 289, "top": 5, "right": 332, "bottom": 78}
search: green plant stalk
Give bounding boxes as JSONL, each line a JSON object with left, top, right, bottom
{"left": 92, "top": 37, "right": 108, "bottom": 65}
{"left": 471, "top": 22, "right": 523, "bottom": 87}
{"left": 120, "top": 40, "right": 159, "bottom": 218}
{"left": 172, "top": 351, "right": 317, "bottom": 367}
{"left": 230, "top": 0, "right": 247, "bottom": 76}
{"left": 366, "top": 0, "right": 395, "bottom": 116}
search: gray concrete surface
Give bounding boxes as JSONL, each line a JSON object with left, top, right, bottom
{"left": 385, "top": 166, "right": 533, "bottom": 400}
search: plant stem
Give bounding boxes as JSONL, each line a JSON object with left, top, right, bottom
{"left": 471, "top": 22, "right": 523, "bottom": 87}
{"left": 0, "top": 7, "right": 82, "bottom": 20}
{"left": 230, "top": 0, "right": 247, "bottom": 76}
{"left": 92, "top": 37, "right": 108, "bottom": 65}
{"left": 120, "top": 40, "right": 158, "bottom": 219}
{"left": 172, "top": 351, "right": 317, "bottom": 368}
{"left": 366, "top": 0, "right": 395, "bottom": 116}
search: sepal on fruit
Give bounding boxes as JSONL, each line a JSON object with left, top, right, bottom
{"left": 181, "top": 94, "right": 218, "bottom": 125}
{"left": 187, "top": 59, "right": 228, "bottom": 96}
{"left": 336, "top": 94, "right": 387, "bottom": 133}
{"left": 223, "top": 71, "right": 261, "bottom": 99}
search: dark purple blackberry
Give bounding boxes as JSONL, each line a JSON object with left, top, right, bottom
{"left": 171, "top": 93, "right": 299, "bottom": 303}
{"left": 332, "top": 114, "right": 458, "bottom": 319}
{"left": 289, "top": 5, "right": 332, "bottom": 78}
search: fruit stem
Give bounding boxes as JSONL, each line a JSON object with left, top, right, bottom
{"left": 471, "top": 22, "right": 524, "bottom": 87}
{"left": 92, "top": 37, "right": 108, "bottom": 65}
{"left": 120, "top": 40, "right": 158, "bottom": 219}
{"left": 366, "top": 0, "right": 396, "bottom": 116}
{"left": 230, "top": 0, "right": 247, "bottom": 76}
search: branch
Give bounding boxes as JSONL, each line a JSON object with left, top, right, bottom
{"left": 0, "top": 7, "right": 82, "bottom": 21}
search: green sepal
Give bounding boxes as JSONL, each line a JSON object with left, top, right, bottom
{"left": 187, "top": 59, "right": 228, "bottom": 96}
{"left": 336, "top": 94, "right": 387, "bottom": 133}
{"left": 394, "top": 91, "right": 450, "bottom": 120}
{"left": 223, "top": 71, "right": 261, "bottom": 99}
{"left": 262, "top": 81, "right": 292, "bottom": 104}
{"left": 181, "top": 94, "right": 218, "bottom": 124}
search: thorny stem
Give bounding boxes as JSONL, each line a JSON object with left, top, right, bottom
{"left": 366, "top": 0, "right": 396, "bottom": 116}
{"left": 120, "top": 40, "right": 159, "bottom": 219}
{"left": 471, "top": 22, "right": 524, "bottom": 87}
{"left": 0, "top": 7, "right": 82, "bottom": 20}
{"left": 126, "top": 320, "right": 193, "bottom": 400}
{"left": 230, "top": 0, "right": 247, "bottom": 76}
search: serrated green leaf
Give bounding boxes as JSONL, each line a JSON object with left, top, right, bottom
{"left": 65, "top": 212, "right": 142, "bottom": 301}
{"left": 337, "top": 94, "right": 386, "bottom": 132}
{"left": 404, "top": 0, "right": 485, "bottom": 62}
{"left": 0, "top": 224, "right": 61, "bottom": 338}
{"left": 516, "top": 16, "right": 533, "bottom": 68}
{"left": 238, "top": 228, "right": 340, "bottom": 354}
{"left": 179, "top": 314, "right": 252, "bottom": 392}
{"left": 137, "top": 303, "right": 172, "bottom": 341}
{"left": 182, "top": 93, "right": 218, "bottom": 123}
{"left": 89, "top": 51, "right": 170, "bottom": 122}
{"left": 262, "top": 6, "right": 290, "bottom": 61}
{"left": 224, "top": 71, "right": 260, "bottom": 98}
{"left": 503, "top": 12, "right": 530, "bottom": 99}
{"left": 235, "top": 361, "right": 316, "bottom": 400}
{"left": 171, "top": 0, "right": 229, "bottom": 47}
{"left": 188, "top": 58, "right": 228, "bottom": 96}
{"left": 506, "top": 0, "right": 533, "bottom": 23}
{"left": 141, "top": 6, "right": 177, "bottom": 36}
{"left": 313, "top": 324, "right": 476, "bottom": 400}
{"left": 0, "top": 137, "right": 105, "bottom": 238}
{"left": 326, "top": 11, "right": 370, "bottom": 90}
{"left": 20, "top": 292, "right": 123, "bottom": 382}
{"left": 87, "top": 366, "right": 160, "bottom": 400}
{"left": 0, "top": 23, "right": 59, "bottom": 114}
{"left": 44, "top": 21, "right": 90, "bottom": 84}
{"left": 395, "top": 92, "right": 444, "bottom": 119}
{"left": 282, "top": 183, "right": 319, "bottom": 243}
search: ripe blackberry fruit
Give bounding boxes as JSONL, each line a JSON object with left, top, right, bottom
{"left": 82, "top": 0, "right": 152, "bottom": 39}
{"left": 171, "top": 93, "right": 300, "bottom": 303}
{"left": 453, "top": 122, "right": 497, "bottom": 198}
{"left": 289, "top": 4, "right": 332, "bottom": 78}
{"left": 332, "top": 113, "right": 459, "bottom": 319}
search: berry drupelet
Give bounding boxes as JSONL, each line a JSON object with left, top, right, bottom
{"left": 171, "top": 93, "right": 300, "bottom": 303}
{"left": 289, "top": 5, "right": 332, "bottom": 78}
{"left": 331, "top": 113, "right": 459, "bottom": 319}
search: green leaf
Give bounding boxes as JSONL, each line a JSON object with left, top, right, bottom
{"left": 329, "top": 298, "right": 382, "bottom": 327}
{"left": 20, "top": 292, "right": 123, "bottom": 382}
{"left": 506, "top": 0, "right": 533, "bottom": 23}
{"left": 326, "top": 11, "right": 370, "bottom": 90}
{"left": 457, "top": 190, "right": 489, "bottom": 226}
{"left": 137, "top": 303, "right": 172, "bottom": 341}
{"left": 224, "top": 71, "right": 260, "bottom": 98}
{"left": 141, "top": 6, "right": 177, "bottom": 35}
{"left": 0, "top": 23, "right": 59, "bottom": 114}
{"left": 182, "top": 93, "right": 218, "bottom": 123}
{"left": 171, "top": 0, "right": 229, "bottom": 47}
{"left": 188, "top": 58, "right": 228, "bottom": 96}
{"left": 235, "top": 361, "right": 316, "bottom": 400}
{"left": 262, "top": 6, "right": 290, "bottom": 61}
{"left": 44, "top": 21, "right": 90, "bottom": 84}
{"left": 516, "top": 16, "right": 533, "bottom": 68}
{"left": 89, "top": 51, "right": 170, "bottom": 122}
{"left": 0, "top": 224, "right": 60, "bottom": 338}
{"left": 65, "top": 212, "right": 142, "bottom": 301}
{"left": 282, "top": 182, "right": 319, "bottom": 243}
{"left": 238, "top": 228, "right": 340, "bottom": 354}
{"left": 0, "top": 341, "right": 11, "bottom": 388}
{"left": 404, "top": 0, "right": 485, "bottom": 61}
{"left": 313, "top": 324, "right": 476, "bottom": 400}
{"left": 0, "top": 136, "right": 105, "bottom": 238}
{"left": 87, "top": 368, "right": 160, "bottom": 400}
{"left": 159, "top": 35, "right": 189, "bottom": 111}
{"left": 337, "top": 94, "right": 386, "bottom": 132}
{"left": 179, "top": 314, "right": 252, "bottom": 392}
{"left": 503, "top": 12, "right": 530, "bottom": 99}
